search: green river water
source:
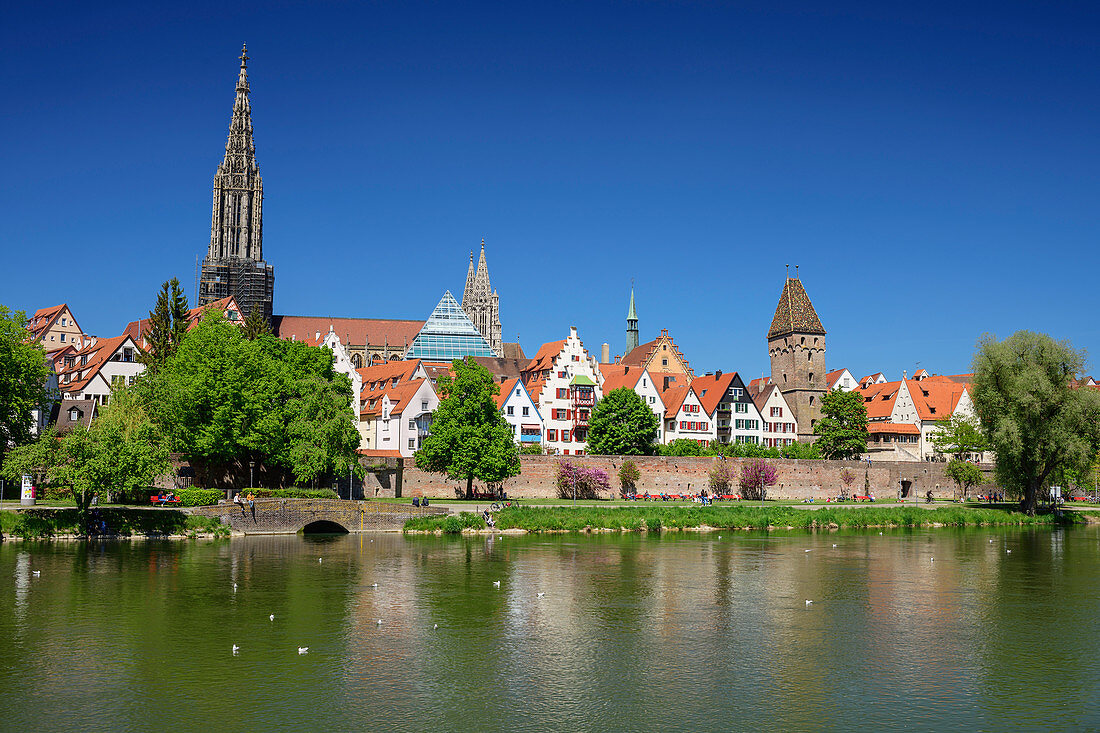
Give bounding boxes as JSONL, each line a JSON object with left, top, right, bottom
{"left": 2, "top": 527, "right": 1100, "bottom": 731}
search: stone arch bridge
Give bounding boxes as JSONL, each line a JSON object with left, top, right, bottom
{"left": 190, "top": 498, "right": 447, "bottom": 534}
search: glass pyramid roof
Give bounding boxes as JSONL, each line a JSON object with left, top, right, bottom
{"left": 404, "top": 290, "right": 496, "bottom": 361}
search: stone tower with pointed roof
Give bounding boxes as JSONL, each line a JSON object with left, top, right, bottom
{"left": 461, "top": 239, "right": 502, "bottom": 356}
{"left": 767, "top": 273, "right": 826, "bottom": 441}
{"left": 626, "top": 284, "right": 639, "bottom": 354}
{"left": 198, "top": 45, "right": 275, "bottom": 322}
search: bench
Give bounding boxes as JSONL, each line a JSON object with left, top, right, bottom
{"left": 150, "top": 494, "right": 181, "bottom": 506}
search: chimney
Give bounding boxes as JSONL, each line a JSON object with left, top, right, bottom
{"left": 903, "top": 370, "right": 908, "bottom": 380}
{"left": 716, "top": 370, "right": 722, "bottom": 378}
{"left": 663, "top": 376, "right": 671, "bottom": 390}
{"left": 315, "top": 331, "right": 320, "bottom": 341}
{"left": 601, "top": 343, "right": 610, "bottom": 364}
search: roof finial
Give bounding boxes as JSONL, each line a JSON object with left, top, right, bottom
{"left": 239, "top": 43, "right": 249, "bottom": 68}
{"left": 785, "top": 263, "right": 789, "bottom": 278}
{"left": 795, "top": 264, "right": 799, "bottom": 278}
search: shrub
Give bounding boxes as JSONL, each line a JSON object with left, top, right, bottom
{"left": 441, "top": 515, "right": 464, "bottom": 534}
{"left": 520, "top": 444, "right": 544, "bottom": 455}
{"left": 659, "top": 439, "right": 709, "bottom": 457}
{"left": 618, "top": 460, "right": 640, "bottom": 491}
{"left": 556, "top": 461, "right": 611, "bottom": 500}
{"left": 250, "top": 488, "right": 340, "bottom": 500}
{"left": 708, "top": 457, "right": 736, "bottom": 493}
{"left": 176, "top": 488, "right": 224, "bottom": 507}
{"left": 740, "top": 458, "right": 778, "bottom": 501}
{"left": 840, "top": 469, "right": 856, "bottom": 499}
{"left": 40, "top": 485, "right": 73, "bottom": 502}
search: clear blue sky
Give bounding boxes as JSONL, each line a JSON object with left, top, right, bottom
{"left": 3, "top": 2, "right": 1098, "bottom": 380}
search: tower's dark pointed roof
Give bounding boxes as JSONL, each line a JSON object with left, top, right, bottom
{"left": 768, "top": 278, "right": 825, "bottom": 337}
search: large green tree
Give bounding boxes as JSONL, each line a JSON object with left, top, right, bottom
{"left": 813, "top": 389, "right": 868, "bottom": 460}
{"left": 144, "top": 313, "right": 361, "bottom": 488}
{"left": 944, "top": 459, "right": 984, "bottom": 499}
{"left": 414, "top": 358, "right": 519, "bottom": 498}
{"left": 586, "top": 387, "right": 659, "bottom": 455}
{"left": 242, "top": 309, "right": 272, "bottom": 340}
{"left": 138, "top": 278, "right": 190, "bottom": 374}
{"left": 0, "top": 305, "right": 51, "bottom": 469}
{"left": 971, "top": 331, "right": 1100, "bottom": 514}
{"left": 930, "top": 412, "right": 988, "bottom": 460}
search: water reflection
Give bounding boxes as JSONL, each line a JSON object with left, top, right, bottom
{"left": 2, "top": 528, "right": 1100, "bottom": 731}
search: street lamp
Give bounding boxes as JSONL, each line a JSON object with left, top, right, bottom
{"left": 249, "top": 460, "right": 255, "bottom": 491}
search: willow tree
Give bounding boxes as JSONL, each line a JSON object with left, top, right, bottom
{"left": 971, "top": 331, "right": 1100, "bottom": 514}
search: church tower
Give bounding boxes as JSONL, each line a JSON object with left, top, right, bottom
{"left": 767, "top": 271, "right": 826, "bottom": 442}
{"left": 198, "top": 45, "right": 275, "bottom": 322}
{"left": 461, "top": 239, "right": 503, "bottom": 356}
{"left": 626, "top": 284, "right": 639, "bottom": 354}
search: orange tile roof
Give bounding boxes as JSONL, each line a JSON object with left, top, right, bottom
{"left": 748, "top": 376, "right": 774, "bottom": 395}
{"left": 906, "top": 379, "right": 967, "bottom": 422}
{"left": 357, "top": 360, "right": 424, "bottom": 395}
{"left": 620, "top": 339, "right": 658, "bottom": 367}
{"left": 357, "top": 449, "right": 403, "bottom": 458}
{"left": 523, "top": 376, "right": 547, "bottom": 405}
{"left": 825, "top": 368, "right": 849, "bottom": 389}
{"left": 656, "top": 383, "right": 690, "bottom": 419}
{"left": 597, "top": 363, "right": 644, "bottom": 393}
{"left": 523, "top": 340, "right": 567, "bottom": 374}
{"left": 857, "top": 381, "right": 902, "bottom": 420}
{"left": 359, "top": 378, "right": 431, "bottom": 418}
{"left": 56, "top": 334, "right": 135, "bottom": 393}
{"left": 691, "top": 372, "right": 739, "bottom": 415}
{"left": 495, "top": 378, "right": 520, "bottom": 409}
{"left": 867, "top": 422, "right": 920, "bottom": 435}
{"left": 751, "top": 382, "right": 779, "bottom": 411}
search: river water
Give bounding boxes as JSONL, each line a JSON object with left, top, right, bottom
{"left": 2, "top": 527, "right": 1099, "bottom": 731}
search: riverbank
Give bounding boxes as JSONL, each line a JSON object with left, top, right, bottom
{"left": 403, "top": 505, "right": 1076, "bottom": 534}
{"left": 0, "top": 508, "right": 229, "bottom": 540}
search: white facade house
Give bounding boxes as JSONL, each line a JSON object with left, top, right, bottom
{"left": 752, "top": 383, "right": 798, "bottom": 448}
{"left": 826, "top": 368, "right": 857, "bottom": 392}
{"left": 693, "top": 371, "right": 764, "bottom": 446}
{"left": 598, "top": 364, "right": 666, "bottom": 443}
{"left": 357, "top": 360, "right": 434, "bottom": 457}
{"left": 319, "top": 328, "right": 362, "bottom": 403}
{"left": 859, "top": 376, "right": 980, "bottom": 461}
{"left": 57, "top": 334, "right": 145, "bottom": 406}
{"left": 521, "top": 326, "right": 604, "bottom": 455}
{"left": 660, "top": 383, "right": 717, "bottom": 445}
{"left": 496, "top": 378, "right": 544, "bottom": 446}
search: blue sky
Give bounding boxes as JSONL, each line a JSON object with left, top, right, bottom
{"left": 3, "top": 2, "right": 1098, "bottom": 380}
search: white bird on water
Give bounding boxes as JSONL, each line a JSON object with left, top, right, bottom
{"left": 269, "top": 614, "right": 275, "bottom": 622}
{"left": 805, "top": 600, "right": 813, "bottom": 605}
{"left": 537, "top": 592, "right": 545, "bottom": 598}
{"left": 832, "top": 544, "right": 838, "bottom": 548}
{"left": 298, "top": 647, "right": 308, "bottom": 655}
{"left": 370, "top": 583, "right": 378, "bottom": 588}
{"left": 376, "top": 619, "right": 383, "bottom": 625}
{"left": 493, "top": 580, "right": 501, "bottom": 587}
{"left": 433, "top": 624, "right": 438, "bottom": 629}
{"left": 233, "top": 582, "right": 237, "bottom": 592}
{"left": 32, "top": 570, "right": 40, "bottom": 577}
{"left": 318, "top": 557, "right": 323, "bottom": 563}
{"left": 232, "top": 644, "right": 240, "bottom": 654}
{"left": 804, "top": 549, "right": 812, "bottom": 553}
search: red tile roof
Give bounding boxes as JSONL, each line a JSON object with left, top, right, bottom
{"left": 656, "top": 383, "right": 690, "bottom": 419}
{"left": 357, "top": 360, "right": 424, "bottom": 396}
{"left": 524, "top": 340, "right": 567, "bottom": 375}
{"left": 359, "top": 378, "right": 431, "bottom": 418}
{"left": 597, "top": 363, "right": 645, "bottom": 393}
{"left": 56, "top": 334, "right": 137, "bottom": 394}
{"left": 907, "top": 379, "right": 967, "bottom": 422}
{"left": 495, "top": 378, "right": 520, "bottom": 409}
{"left": 867, "top": 422, "right": 921, "bottom": 435}
{"left": 751, "top": 382, "right": 779, "bottom": 411}
{"left": 357, "top": 449, "right": 403, "bottom": 458}
{"left": 691, "top": 372, "right": 738, "bottom": 415}
{"left": 748, "top": 376, "right": 774, "bottom": 395}
{"left": 272, "top": 315, "right": 424, "bottom": 349}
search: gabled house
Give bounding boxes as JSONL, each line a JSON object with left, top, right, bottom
{"left": 692, "top": 371, "right": 763, "bottom": 445}
{"left": 598, "top": 363, "right": 665, "bottom": 443}
{"left": 858, "top": 376, "right": 979, "bottom": 461}
{"left": 56, "top": 334, "right": 144, "bottom": 406}
{"left": 25, "top": 304, "right": 86, "bottom": 350}
{"left": 826, "top": 368, "right": 857, "bottom": 392}
{"left": 316, "top": 328, "right": 362, "bottom": 403}
{"left": 123, "top": 295, "right": 245, "bottom": 349}
{"left": 357, "top": 360, "right": 438, "bottom": 457}
{"left": 657, "top": 381, "right": 714, "bottom": 445}
{"left": 49, "top": 399, "right": 99, "bottom": 433}
{"left": 619, "top": 328, "right": 694, "bottom": 378}
{"left": 520, "top": 326, "right": 603, "bottom": 455}
{"left": 752, "top": 383, "right": 798, "bottom": 448}
{"left": 495, "top": 378, "right": 543, "bottom": 446}
{"left": 859, "top": 372, "right": 888, "bottom": 388}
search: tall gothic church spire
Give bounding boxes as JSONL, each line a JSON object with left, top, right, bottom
{"left": 461, "top": 239, "right": 503, "bottom": 356}
{"left": 198, "top": 45, "right": 275, "bottom": 321}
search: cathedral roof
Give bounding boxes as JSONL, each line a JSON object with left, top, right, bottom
{"left": 272, "top": 315, "right": 423, "bottom": 348}
{"left": 768, "top": 277, "right": 826, "bottom": 338}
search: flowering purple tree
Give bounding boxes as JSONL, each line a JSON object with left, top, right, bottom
{"left": 839, "top": 468, "right": 856, "bottom": 499}
{"left": 556, "top": 460, "right": 612, "bottom": 500}
{"left": 708, "top": 457, "right": 737, "bottom": 494}
{"left": 739, "top": 458, "right": 778, "bottom": 501}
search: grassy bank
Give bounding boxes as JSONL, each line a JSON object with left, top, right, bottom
{"left": 0, "top": 508, "right": 228, "bottom": 540}
{"left": 404, "top": 505, "right": 1074, "bottom": 534}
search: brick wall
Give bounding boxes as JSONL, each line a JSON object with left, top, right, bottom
{"left": 397, "top": 455, "right": 996, "bottom": 501}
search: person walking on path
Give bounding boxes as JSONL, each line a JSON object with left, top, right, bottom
{"left": 247, "top": 492, "right": 255, "bottom": 521}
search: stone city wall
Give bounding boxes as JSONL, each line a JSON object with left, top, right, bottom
{"left": 395, "top": 455, "right": 996, "bottom": 501}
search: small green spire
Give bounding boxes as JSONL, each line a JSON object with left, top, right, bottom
{"left": 627, "top": 283, "right": 637, "bottom": 321}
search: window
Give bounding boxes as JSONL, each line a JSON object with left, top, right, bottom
{"left": 522, "top": 406, "right": 529, "bottom": 416}
{"left": 515, "top": 389, "right": 521, "bottom": 396}
{"left": 61, "top": 318, "right": 66, "bottom": 326}
{"left": 128, "top": 376, "right": 136, "bottom": 385}
{"left": 507, "top": 406, "right": 514, "bottom": 415}
{"left": 735, "top": 403, "right": 747, "bottom": 413}
{"left": 662, "top": 359, "right": 668, "bottom": 366}
{"left": 572, "top": 355, "right": 579, "bottom": 361}
{"left": 409, "top": 438, "right": 415, "bottom": 449}
{"left": 557, "top": 388, "right": 568, "bottom": 399}
{"left": 558, "top": 371, "right": 566, "bottom": 378}
{"left": 771, "top": 407, "right": 782, "bottom": 417}
{"left": 809, "top": 396, "right": 815, "bottom": 406}
{"left": 649, "top": 396, "right": 655, "bottom": 404}
{"left": 732, "top": 388, "right": 743, "bottom": 398}
{"left": 561, "top": 429, "right": 571, "bottom": 442}
{"left": 409, "top": 419, "right": 416, "bottom": 429}
{"left": 391, "top": 378, "right": 399, "bottom": 388}
{"left": 546, "top": 429, "right": 557, "bottom": 441}
{"left": 421, "top": 400, "right": 428, "bottom": 410}
{"left": 60, "top": 334, "right": 66, "bottom": 342}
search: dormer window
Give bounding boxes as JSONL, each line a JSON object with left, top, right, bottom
{"left": 69, "top": 408, "right": 80, "bottom": 421}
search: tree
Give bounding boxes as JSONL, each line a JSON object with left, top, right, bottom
{"left": 930, "top": 412, "right": 988, "bottom": 460}
{"left": 782, "top": 441, "right": 822, "bottom": 460}
{"left": 556, "top": 461, "right": 611, "bottom": 499}
{"left": 971, "top": 331, "right": 1100, "bottom": 514}
{"left": 739, "top": 458, "right": 778, "bottom": 501}
{"left": 52, "top": 387, "right": 169, "bottom": 521}
{"left": 618, "top": 459, "right": 640, "bottom": 492}
{"left": 138, "top": 278, "right": 190, "bottom": 374}
{"left": 944, "top": 459, "right": 983, "bottom": 499}
{"left": 813, "top": 389, "right": 868, "bottom": 460}
{"left": 1, "top": 427, "right": 60, "bottom": 488}
{"left": 839, "top": 468, "right": 856, "bottom": 499}
{"left": 586, "top": 387, "right": 659, "bottom": 455}
{"left": 145, "top": 314, "right": 361, "bottom": 488}
{"left": 0, "top": 305, "right": 51, "bottom": 470}
{"left": 242, "top": 308, "right": 272, "bottom": 340}
{"left": 708, "top": 456, "right": 736, "bottom": 494}
{"left": 414, "top": 358, "right": 519, "bottom": 498}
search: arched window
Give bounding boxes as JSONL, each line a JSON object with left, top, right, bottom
{"left": 351, "top": 354, "right": 362, "bottom": 368}
{"left": 371, "top": 353, "right": 383, "bottom": 365}
{"left": 801, "top": 337, "right": 806, "bottom": 346}
{"left": 388, "top": 354, "right": 400, "bottom": 361}
{"left": 809, "top": 395, "right": 815, "bottom": 406}
{"left": 809, "top": 372, "right": 814, "bottom": 384}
